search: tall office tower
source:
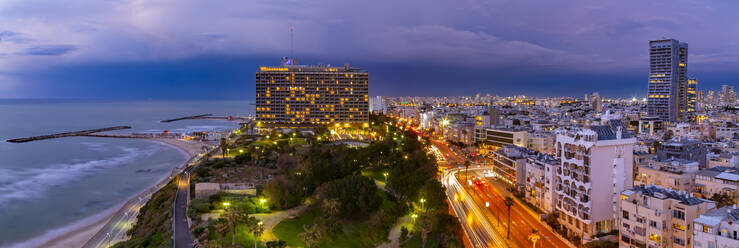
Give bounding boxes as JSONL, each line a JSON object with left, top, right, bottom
{"left": 648, "top": 39, "right": 688, "bottom": 122}
{"left": 255, "top": 58, "right": 369, "bottom": 128}
{"left": 590, "top": 92, "right": 602, "bottom": 112}
{"left": 687, "top": 78, "right": 697, "bottom": 112}
{"left": 554, "top": 120, "right": 636, "bottom": 240}
{"left": 707, "top": 90, "right": 715, "bottom": 105}
{"left": 720, "top": 85, "right": 729, "bottom": 104}
{"left": 729, "top": 86, "right": 737, "bottom": 104}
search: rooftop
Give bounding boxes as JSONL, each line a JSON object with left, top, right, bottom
{"left": 630, "top": 184, "right": 711, "bottom": 206}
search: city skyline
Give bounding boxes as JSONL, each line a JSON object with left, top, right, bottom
{"left": 1, "top": 1, "right": 739, "bottom": 99}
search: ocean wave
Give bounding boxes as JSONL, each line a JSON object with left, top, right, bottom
{"left": 0, "top": 145, "right": 161, "bottom": 207}
{"left": 79, "top": 141, "right": 110, "bottom": 152}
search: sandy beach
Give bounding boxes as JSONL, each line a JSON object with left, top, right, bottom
{"left": 34, "top": 138, "right": 209, "bottom": 248}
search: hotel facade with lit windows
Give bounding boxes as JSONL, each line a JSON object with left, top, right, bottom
{"left": 255, "top": 58, "right": 369, "bottom": 128}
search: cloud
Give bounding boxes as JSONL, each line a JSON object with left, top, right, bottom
{"left": 0, "top": 30, "right": 31, "bottom": 43}
{"left": 22, "top": 45, "right": 77, "bottom": 56}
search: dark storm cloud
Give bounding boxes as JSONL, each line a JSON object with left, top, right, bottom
{"left": 23, "top": 45, "right": 77, "bottom": 56}
{"left": 0, "top": 0, "right": 738, "bottom": 98}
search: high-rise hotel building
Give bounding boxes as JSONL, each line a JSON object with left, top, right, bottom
{"left": 648, "top": 39, "right": 688, "bottom": 122}
{"left": 255, "top": 58, "right": 369, "bottom": 127}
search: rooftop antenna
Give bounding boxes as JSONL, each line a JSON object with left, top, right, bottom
{"left": 290, "top": 25, "right": 294, "bottom": 58}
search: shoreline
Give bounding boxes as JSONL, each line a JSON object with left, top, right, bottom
{"left": 29, "top": 138, "right": 208, "bottom": 248}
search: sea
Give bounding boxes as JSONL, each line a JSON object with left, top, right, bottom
{"left": 0, "top": 99, "right": 253, "bottom": 247}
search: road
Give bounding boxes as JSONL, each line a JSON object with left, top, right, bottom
{"left": 83, "top": 193, "right": 152, "bottom": 248}
{"left": 412, "top": 125, "right": 571, "bottom": 248}
{"left": 460, "top": 169, "right": 572, "bottom": 248}
{"left": 173, "top": 172, "right": 194, "bottom": 248}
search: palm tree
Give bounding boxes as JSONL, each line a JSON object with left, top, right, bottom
{"left": 322, "top": 198, "right": 341, "bottom": 217}
{"left": 220, "top": 138, "right": 228, "bottom": 158}
{"left": 299, "top": 224, "right": 322, "bottom": 248}
{"left": 226, "top": 205, "right": 245, "bottom": 247}
{"left": 246, "top": 217, "right": 264, "bottom": 248}
{"left": 417, "top": 214, "right": 433, "bottom": 248}
{"left": 504, "top": 196, "right": 514, "bottom": 239}
{"left": 464, "top": 160, "right": 471, "bottom": 181}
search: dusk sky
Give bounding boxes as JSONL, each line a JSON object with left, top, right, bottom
{"left": 1, "top": 0, "right": 739, "bottom": 99}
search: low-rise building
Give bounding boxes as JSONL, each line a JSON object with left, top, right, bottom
{"left": 620, "top": 185, "right": 716, "bottom": 248}
{"left": 695, "top": 167, "right": 739, "bottom": 203}
{"left": 527, "top": 132, "right": 555, "bottom": 154}
{"left": 525, "top": 153, "right": 559, "bottom": 213}
{"left": 693, "top": 206, "right": 739, "bottom": 248}
{"left": 474, "top": 127, "right": 528, "bottom": 148}
{"left": 658, "top": 138, "right": 708, "bottom": 168}
{"left": 636, "top": 158, "right": 699, "bottom": 192}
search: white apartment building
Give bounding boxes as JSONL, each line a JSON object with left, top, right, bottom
{"left": 620, "top": 185, "right": 716, "bottom": 248}
{"left": 525, "top": 153, "right": 559, "bottom": 213}
{"left": 555, "top": 120, "right": 636, "bottom": 240}
{"left": 693, "top": 206, "right": 739, "bottom": 248}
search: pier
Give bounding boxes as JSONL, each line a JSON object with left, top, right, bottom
{"left": 161, "top": 114, "right": 252, "bottom": 122}
{"left": 161, "top": 114, "right": 212, "bottom": 123}
{"left": 6, "top": 126, "right": 132, "bottom": 143}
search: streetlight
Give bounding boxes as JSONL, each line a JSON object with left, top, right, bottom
{"left": 382, "top": 172, "right": 389, "bottom": 181}
{"left": 420, "top": 198, "right": 426, "bottom": 210}
{"left": 259, "top": 198, "right": 266, "bottom": 210}
{"left": 223, "top": 202, "right": 230, "bottom": 208}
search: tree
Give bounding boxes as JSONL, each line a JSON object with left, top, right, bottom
{"left": 220, "top": 138, "right": 228, "bottom": 159}
{"left": 504, "top": 197, "right": 514, "bottom": 239}
{"left": 246, "top": 216, "right": 264, "bottom": 248}
{"left": 419, "top": 180, "right": 447, "bottom": 213}
{"left": 299, "top": 224, "right": 322, "bottom": 248}
{"left": 322, "top": 198, "right": 341, "bottom": 217}
{"left": 399, "top": 226, "right": 409, "bottom": 244}
{"left": 417, "top": 214, "right": 433, "bottom": 248}
{"left": 544, "top": 211, "right": 560, "bottom": 231}
{"left": 663, "top": 130, "right": 674, "bottom": 141}
{"left": 265, "top": 240, "right": 287, "bottom": 248}
{"left": 225, "top": 205, "right": 247, "bottom": 247}
{"left": 710, "top": 193, "right": 735, "bottom": 208}
{"left": 313, "top": 175, "right": 381, "bottom": 219}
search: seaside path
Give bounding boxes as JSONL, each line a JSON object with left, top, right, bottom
{"left": 174, "top": 173, "right": 194, "bottom": 248}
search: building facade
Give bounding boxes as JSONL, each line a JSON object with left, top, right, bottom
{"left": 474, "top": 127, "right": 528, "bottom": 148}
{"left": 620, "top": 185, "right": 716, "bottom": 248}
{"left": 657, "top": 138, "right": 707, "bottom": 168}
{"left": 554, "top": 121, "right": 636, "bottom": 240}
{"left": 255, "top": 58, "right": 369, "bottom": 127}
{"left": 693, "top": 206, "right": 739, "bottom": 248}
{"left": 635, "top": 158, "right": 699, "bottom": 192}
{"left": 648, "top": 39, "right": 688, "bottom": 122}
{"left": 688, "top": 78, "right": 698, "bottom": 113}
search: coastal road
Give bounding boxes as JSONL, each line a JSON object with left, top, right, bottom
{"left": 174, "top": 172, "right": 194, "bottom": 248}
{"left": 83, "top": 191, "right": 155, "bottom": 248}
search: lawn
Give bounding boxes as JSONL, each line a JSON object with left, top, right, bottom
{"left": 273, "top": 190, "right": 398, "bottom": 247}
{"left": 361, "top": 168, "right": 388, "bottom": 183}
{"left": 272, "top": 208, "right": 374, "bottom": 247}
